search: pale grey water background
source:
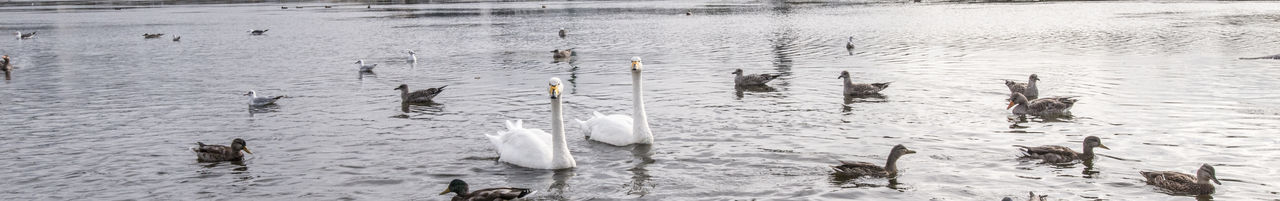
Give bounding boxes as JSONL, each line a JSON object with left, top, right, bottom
{"left": 2, "top": 1, "right": 1279, "bottom": 200}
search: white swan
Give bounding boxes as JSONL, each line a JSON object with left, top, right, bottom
{"left": 484, "top": 77, "right": 576, "bottom": 169}
{"left": 575, "top": 56, "right": 653, "bottom": 146}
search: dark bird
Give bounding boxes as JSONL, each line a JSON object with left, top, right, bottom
{"left": 732, "top": 69, "right": 780, "bottom": 86}
{"left": 142, "top": 33, "right": 164, "bottom": 39}
{"left": 15, "top": 31, "right": 36, "bottom": 39}
{"left": 1004, "top": 74, "right": 1039, "bottom": 99}
{"left": 558, "top": 28, "right": 567, "bottom": 38}
{"left": 845, "top": 36, "right": 855, "bottom": 50}
{"left": 190, "top": 138, "right": 253, "bottom": 162}
{"left": 1140, "top": 164, "right": 1222, "bottom": 195}
{"left": 439, "top": 179, "right": 533, "bottom": 201}
{"left": 551, "top": 48, "right": 574, "bottom": 59}
{"left": 1014, "top": 136, "right": 1108, "bottom": 164}
{"left": 249, "top": 29, "right": 269, "bottom": 35}
{"left": 395, "top": 84, "right": 447, "bottom": 104}
{"left": 832, "top": 144, "right": 916, "bottom": 178}
{"left": 1006, "top": 92, "right": 1075, "bottom": 116}
{"left": 172, "top": 36, "right": 181, "bottom": 42}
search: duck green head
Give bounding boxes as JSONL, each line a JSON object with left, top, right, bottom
{"left": 231, "top": 138, "right": 252, "bottom": 155}
{"left": 439, "top": 179, "right": 468, "bottom": 195}
{"left": 1198, "top": 164, "right": 1221, "bottom": 185}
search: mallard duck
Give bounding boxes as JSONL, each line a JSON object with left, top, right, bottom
{"left": 394, "top": 84, "right": 446, "bottom": 104}
{"left": 1014, "top": 136, "right": 1108, "bottom": 164}
{"left": 249, "top": 29, "right": 269, "bottom": 35}
{"left": 732, "top": 69, "right": 780, "bottom": 86}
{"left": 551, "top": 48, "right": 574, "bottom": 59}
{"left": 832, "top": 144, "right": 916, "bottom": 178}
{"left": 354, "top": 60, "right": 377, "bottom": 72}
{"left": 1006, "top": 92, "right": 1076, "bottom": 116}
{"left": 575, "top": 57, "right": 654, "bottom": 146}
{"left": 191, "top": 138, "right": 252, "bottom": 162}
{"left": 837, "top": 71, "right": 891, "bottom": 96}
{"left": 1005, "top": 74, "right": 1040, "bottom": 99}
{"left": 142, "top": 33, "right": 164, "bottom": 39}
{"left": 244, "top": 90, "right": 284, "bottom": 107}
{"left": 558, "top": 28, "right": 567, "bottom": 38}
{"left": 1140, "top": 164, "right": 1221, "bottom": 195}
{"left": 439, "top": 179, "right": 533, "bottom": 201}
{"left": 485, "top": 77, "right": 577, "bottom": 169}
{"left": 15, "top": 31, "right": 35, "bottom": 39}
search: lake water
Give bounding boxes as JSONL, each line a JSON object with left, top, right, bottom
{"left": 2, "top": 0, "right": 1279, "bottom": 200}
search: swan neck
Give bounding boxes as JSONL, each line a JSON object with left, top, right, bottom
{"left": 633, "top": 71, "right": 653, "bottom": 142}
{"left": 550, "top": 96, "right": 573, "bottom": 167}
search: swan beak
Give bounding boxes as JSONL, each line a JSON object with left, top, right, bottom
{"left": 630, "top": 61, "right": 639, "bottom": 70}
{"left": 242, "top": 147, "right": 253, "bottom": 154}
{"left": 549, "top": 85, "right": 560, "bottom": 98}
{"left": 1006, "top": 101, "right": 1016, "bottom": 109}
{"left": 1097, "top": 144, "right": 1110, "bottom": 150}
{"left": 438, "top": 188, "right": 451, "bottom": 195}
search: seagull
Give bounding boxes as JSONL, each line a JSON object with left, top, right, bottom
{"left": 846, "top": 36, "right": 855, "bottom": 50}
{"left": 244, "top": 90, "right": 284, "bottom": 107}
{"left": 406, "top": 50, "right": 417, "bottom": 63}
{"left": 142, "top": 33, "right": 164, "bottom": 39}
{"left": 249, "top": 29, "right": 268, "bottom": 35}
{"left": 15, "top": 31, "right": 35, "bottom": 39}
{"left": 355, "top": 60, "right": 377, "bottom": 72}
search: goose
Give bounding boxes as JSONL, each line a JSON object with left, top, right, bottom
{"left": 142, "top": 33, "right": 164, "bottom": 39}
{"left": 1006, "top": 92, "right": 1075, "bottom": 116}
{"left": 355, "top": 60, "right": 377, "bottom": 72}
{"left": 1140, "top": 164, "right": 1221, "bottom": 195}
{"left": 15, "top": 31, "right": 35, "bottom": 39}
{"left": 439, "top": 179, "right": 534, "bottom": 201}
{"left": 406, "top": 50, "right": 418, "bottom": 63}
{"left": 732, "top": 68, "right": 780, "bottom": 86}
{"left": 484, "top": 77, "right": 576, "bottom": 169}
{"left": 191, "top": 138, "right": 252, "bottom": 162}
{"left": 1004, "top": 74, "right": 1039, "bottom": 99}
{"left": 845, "top": 36, "right": 855, "bottom": 50}
{"left": 551, "top": 48, "right": 574, "bottom": 59}
{"left": 394, "top": 84, "right": 446, "bottom": 104}
{"left": 558, "top": 28, "right": 567, "bottom": 38}
{"left": 244, "top": 90, "right": 284, "bottom": 107}
{"left": 1014, "top": 136, "right": 1108, "bottom": 164}
{"left": 832, "top": 144, "right": 916, "bottom": 178}
{"left": 837, "top": 71, "right": 891, "bottom": 96}
{"left": 575, "top": 57, "right": 654, "bottom": 146}
{"left": 249, "top": 29, "right": 269, "bottom": 35}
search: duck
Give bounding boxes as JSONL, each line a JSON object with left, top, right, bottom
{"left": 551, "top": 48, "right": 574, "bottom": 59}
{"left": 485, "top": 77, "right": 576, "bottom": 169}
{"left": 190, "top": 138, "right": 252, "bottom": 162}
{"left": 244, "top": 90, "right": 284, "bottom": 107}
{"left": 845, "top": 36, "right": 855, "bottom": 50}
{"left": 172, "top": 36, "right": 181, "bottom": 42}
{"left": 1140, "top": 164, "right": 1221, "bottom": 195}
{"left": 1003, "top": 192, "right": 1047, "bottom": 201}
{"left": 439, "top": 179, "right": 533, "bottom": 201}
{"left": 1006, "top": 92, "right": 1076, "bottom": 116}
{"left": 394, "top": 84, "right": 446, "bottom": 104}
{"left": 249, "top": 29, "right": 269, "bottom": 35}
{"left": 354, "top": 60, "right": 377, "bottom": 72}
{"left": 1014, "top": 136, "right": 1108, "bottom": 164}
{"left": 142, "top": 33, "right": 164, "bottom": 39}
{"left": 575, "top": 57, "right": 654, "bottom": 146}
{"left": 558, "top": 28, "right": 567, "bottom": 38}
{"left": 1005, "top": 74, "right": 1040, "bottom": 99}
{"left": 832, "top": 144, "right": 916, "bottom": 178}
{"left": 732, "top": 68, "right": 780, "bottom": 86}
{"left": 406, "top": 50, "right": 417, "bottom": 63}
{"left": 2, "top": 55, "right": 11, "bottom": 73}
{"left": 837, "top": 71, "right": 891, "bottom": 96}
{"left": 15, "top": 31, "right": 35, "bottom": 39}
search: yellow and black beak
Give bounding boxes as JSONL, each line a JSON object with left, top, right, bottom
{"left": 1097, "top": 143, "right": 1110, "bottom": 150}
{"left": 438, "top": 188, "right": 451, "bottom": 195}
{"left": 630, "top": 60, "right": 640, "bottom": 70}
{"left": 242, "top": 146, "right": 253, "bottom": 154}
{"left": 549, "top": 84, "right": 561, "bottom": 98}
{"left": 1006, "top": 101, "right": 1017, "bottom": 109}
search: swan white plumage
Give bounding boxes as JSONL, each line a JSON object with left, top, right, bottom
{"left": 575, "top": 56, "right": 653, "bottom": 146}
{"left": 485, "top": 77, "right": 576, "bottom": 169}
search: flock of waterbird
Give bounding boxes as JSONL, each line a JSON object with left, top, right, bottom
{"left": 4, "top": 8, "right": 1227, "bottom": 201}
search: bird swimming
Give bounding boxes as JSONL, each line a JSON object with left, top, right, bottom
{"left": 1005, "top": 74, "right": 1039, "bottom": 99}
{"left": 485, "top": 77, "right": 576, "bottom": 169}
{"left": 732, "top": 68, "right": 780, "bottom": 86}
{"left": 190, "top": 138, "right": 252, "bottom": 162}
{"left": 394, "top": 84, "right": 446, "bottom": 104}
{"left": 142, "top": 33, "right": 164, "bottom": 39}
{"left": 1006, "top": 92, "right": 1076, "bottom": 116}
{"left": 439, "top": 179, "right": 534, "bottom": 201}
{"left": 1014, "top": 136, "right": 1108, "bottom": 164}
{"left": 244, "top": 90, "right": 284, "bottom": 107}
{"left": 15, "top": 31, "right": 35, "bottom": 39}
{"left": 355, "top": 60, "right": 377, "bottom": 72}
{"left": 1140, "top": 164, "right": 1222, "bottom": 195}
{"left": 576, "top": 57, "right": 655, "bottom": 146}
{"left": 551, "top": 49, "right": 574, "bottom": 59}
{"left": 837, "top": 71, "right": 891, "bottom": 96}
{"left": 832, "top": 144, "right": 916, "bottom": 178}
{"left": 249, "top": 29, "right": 269, "bottom": 35}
